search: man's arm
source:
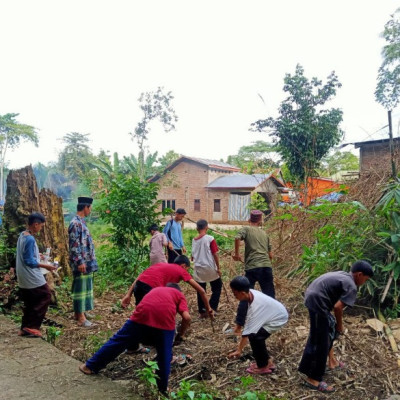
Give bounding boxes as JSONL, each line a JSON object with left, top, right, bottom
{"left": 213, "top": 253, "right": 221, "bottom": 276}
{"left": 333, "top": 300, "right": 346, "bottom": 333}
{"left": 121, "top": 278, "right": 138, "bottom": 308}
{"left": 187, "top": 279, "right": 213, "bottom": 317}
{"left": 177, "top": 311, "right": 191, "bottom": 338}
{"left": 228, "top": 336, "right": 249, "bottom": 358}
{"left": 233, "top": 238, "right": 242, "bottom": 261}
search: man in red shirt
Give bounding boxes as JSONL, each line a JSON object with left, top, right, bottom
{"left": 121, "top": 255, "right": 213, "bottom": 318}
{"left": 79, "top": 284, "right": 191, "bottom": 394}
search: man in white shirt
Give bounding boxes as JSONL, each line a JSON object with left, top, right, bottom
{"left": 228, "top": 276, "right": 288, "bottom": 374}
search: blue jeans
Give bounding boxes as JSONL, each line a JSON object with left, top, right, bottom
{"left": 235, "top": 267, "right": 275, "bottom": 326}
{"left": 196, "top": 278, "right": 222, "bottom": 313}
{"left": 86, "top": 320, "right": 175, "bottom": 393}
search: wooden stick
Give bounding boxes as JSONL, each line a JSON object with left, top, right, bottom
{"left": 343, "top": 332, "right": 381, "bottom": 365}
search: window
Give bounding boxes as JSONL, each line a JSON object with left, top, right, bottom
{"left": 162, "top": 200, "right": 176, "bottom": 211}
{"left": 194, "top": 199, "right": 200, "bottom": 211}
{"left": 214, "top": 199, "right": 221, "bottom": 212}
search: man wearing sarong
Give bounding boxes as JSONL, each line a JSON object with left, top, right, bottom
{"left": 68, "top": 196, "right": 98, "bottom": 327}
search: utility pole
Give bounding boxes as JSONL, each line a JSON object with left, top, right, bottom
{"left": 388, "top": 110, "right": 397, "bottom": 179}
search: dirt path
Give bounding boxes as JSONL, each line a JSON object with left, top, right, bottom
{"left": 0, "top": 315, "right": 142, "bottom": 400}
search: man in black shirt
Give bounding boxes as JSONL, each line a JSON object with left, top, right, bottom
{"left": 298, "top": 260, "right": 373, "bottom": 393}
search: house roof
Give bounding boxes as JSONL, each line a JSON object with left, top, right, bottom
{"left": 149, "top": 155, "right": 240, "bottom": 182}
{"left": 348, "top": 137, "right": 400, "bottom": 149}
{"left": 206, "top": 173, "right": 285, "bottom": 190}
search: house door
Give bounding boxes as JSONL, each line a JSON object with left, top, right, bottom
{"left": 228, "top": 192, "right": 250, "bottom": 221}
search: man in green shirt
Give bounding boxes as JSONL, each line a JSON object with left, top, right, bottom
{"left": 233, "top": 209, "right": 275, "bottom": 330}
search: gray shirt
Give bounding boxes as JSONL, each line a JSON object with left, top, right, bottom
{"left": 16, "top": 232, "right": 46, "bottom": 289}
{"left": 304, "top": 271, "right": 357, "bottom": 315}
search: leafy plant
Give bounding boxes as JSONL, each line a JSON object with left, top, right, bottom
{"left": 83, "top": 331, "right": 113, "bottom": 355}
{"left": 46, "top": 326, "right": 62, "bottom": 345}
{"left": 169, "top": 380, "right": 213, "bottom": 400}
{"left": 136, "top": 360, "right": 159, "bottom": 388}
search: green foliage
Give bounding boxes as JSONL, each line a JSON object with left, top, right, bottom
{"left": 130, "top": 87, "right": 178, "bottom": 181}
{"left": 0, "top": 113, "right": 38, "bottom": 199}
{"left": 251, "top": 64, "right": 343, "bottom": 183}
{"left": 97, "top": 174, "right": 162, "bottom": 269}
{"left": 375, "top": 8, "right": 400, "bottom": 110}
{"left": 169, "top": 380, "right": 213, "bottom": 400}
{"left": 247, "top": 193, "right": 268, "bottom": 212}
{"left": 46, "top": 326, "right": 62, "bottom": 345}
{"left": 136, "top": 361, "right": 159, "bottom": 388}
{"left": 227, "top": 141, "right": 279, "bottom": 173}
{"left": 319, "top": 150, "right": 359, "bottom": 176}
{"left": 233, "top": 376, "right": 285, "bottom": 400}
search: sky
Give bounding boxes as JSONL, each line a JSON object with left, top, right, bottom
{"left": 1, "top": 0, "right": 399, "bottom": 169}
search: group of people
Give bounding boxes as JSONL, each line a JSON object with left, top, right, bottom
{"left": 14, "top": 200, "right": 374, "bottom": 394}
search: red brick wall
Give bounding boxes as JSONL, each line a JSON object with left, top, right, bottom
{"left": 360, "top": 142, "right": 400, "bottom": 173}
{"left": 156, "top": 161, "right": 234, "bottom": 223}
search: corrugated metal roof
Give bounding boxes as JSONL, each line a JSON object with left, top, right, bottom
{"left": 185, "top": 156, "right": 240, "bottom": 170}
{"left": 206, "top": 173, "right": 275, "bottom": 189}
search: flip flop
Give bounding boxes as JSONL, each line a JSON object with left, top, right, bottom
{"left": 79, "top": 364, "right": 94, "bottom": 375}
{"left": 302, "top": 380, "right": 335, "bottom": 393}
{"left": 326, "top": 361, "right": 345, "bottom": 372}
{"left": 126, "top": 346, "right": 150, "bottom": 355}
{"left": 78, "top": 320, "right": 93, "bottom": 328}
{"left": 22, "top": 327, "right": 42, "bottom": 338}
{"left": 250, "top": 362, "right": 276, "bottom": 371}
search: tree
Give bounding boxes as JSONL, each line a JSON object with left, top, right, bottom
{"left": 375, "top": 8, "right": 400, "bottom": 178}
{"left": 251, "top": 64, "right": 343, "bottom": 200}
{"left": 319, "top": 150, "right": 359, "bottom": 176}
{"left": 130, "top": 87, "right": 178, "bottom": 181}
{"left": 226, "top": 140, "right": 279, "bottom": 173}
{"left": 0, "top": 113, "right": 38, "bottom": 200}
{"left": 57, "top": 132, "right": 95, "bottom": 181}
{"left": 98, "top": 175, "right": 162, "bottom": 275}
{"left": 157, "top": 150, "right": 180, "bottom": 170}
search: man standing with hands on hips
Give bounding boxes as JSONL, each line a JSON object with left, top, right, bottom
{"left": 68, "top": 196, "right": 98, "bottom": 327}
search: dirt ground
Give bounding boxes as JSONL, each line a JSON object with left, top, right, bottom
{"left": 13, "top": 258, "right": 397, "bottom": 400}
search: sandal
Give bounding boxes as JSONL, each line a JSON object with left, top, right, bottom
{"left": 302, "top": 380, "right": 335, "bottom": 393}
{"left": 326, "top": 361, "right": 345, "bottom": 372}
{"left": 22, "top": 327, "right": 42, "bottom": 338}
{"left": 126, "top": 346, "right": 150, "bottom": 355}
{"left": 78, "top": 320, "right": 93, "bottom": 328}
{"left": 250, "top": 362, "right": 276, "bottom": 371}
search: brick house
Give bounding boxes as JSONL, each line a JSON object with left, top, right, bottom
{"left": 149, "top": 156, "right": 285, "bottom": 223}
{"left": 354, "top": 137, "right": 400, "bottom": 173}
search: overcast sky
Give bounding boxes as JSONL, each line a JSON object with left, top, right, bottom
{"left": 1, "top": 0, "right": 399, "bottom": 169}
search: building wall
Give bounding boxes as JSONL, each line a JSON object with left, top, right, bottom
{"left": 360, "top": 142, "right": 400, "bottom": 173}
{"left": 156, "top": 161, "right": 235, "bottom": 222}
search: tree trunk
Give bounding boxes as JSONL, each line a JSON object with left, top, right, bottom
{"left": 3, "top": 165, "right": 71, "bottom": 277}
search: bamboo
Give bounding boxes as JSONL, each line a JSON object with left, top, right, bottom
{"left": 377, "top": 310, "right": 399, "bottom": 352}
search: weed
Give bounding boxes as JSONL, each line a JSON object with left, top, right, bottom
{"left": 46, "top": 326, "right": 63, "bottom": 345}
{"left": 83, "top": 330, "right": 113, "bottom": 355}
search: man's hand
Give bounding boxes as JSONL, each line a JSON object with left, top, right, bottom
{"left": 228, "top": 349, "right": 241, "bottom": 359}
{"left": 168, "top": 242, "right": 173, "bottom": 250}
{"left": 121, "top": 295, "right": 131, "bottom": 308}
{"left": 232, "top": 255, "right": 242, "bottom": 262}
{"left": 207, "top": 308, "right": 214, "bottom": 320}
{"left": 182, "top": 246, "right": 187, "bottom": 254}
{"left": 78, "top": 263, "right": 87, "bottom": 273}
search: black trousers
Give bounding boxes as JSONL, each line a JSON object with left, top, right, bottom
{"left": 248, "top": 327, "right": 271, "bottom": 368}
{"left": 236, "top": 267, "right": 275, "bottom": 326}
{"left": 167, "top": 248, "right": 182, "bottom": 263}
{"left": 133, "top": 280, "right": 153, "bottom": 305}
{"left": 19, "top": 283, "right": 51, "bottom": 330}
{"left": 298, "top": 309, "right": 334, "bottom": 381}
{"left": 196, "top": 278, "right": 222, "bottom": 313}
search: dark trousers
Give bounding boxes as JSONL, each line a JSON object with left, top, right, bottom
{"left": 19, "top": 283, "right": 51, "bottom": 330}
{"left": 196, "top": 278, "right": 222, "bottom": 313}
{"left": 248, "top": 327, "right": 271, "bottom": 368}
{"left": 298, "top": 309, "right": 332, "bottom": 381}
{"left": 235, "top": 267, "right": 275, "bottom": 326}
{"left": 167, "top": 248, "right": 182, "bottom": 263}
{"left": 86, "top": 320, "right": 175, "bottom": 394}
{"left": 133, "top": 280, "right": 153, "bottom": 305}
